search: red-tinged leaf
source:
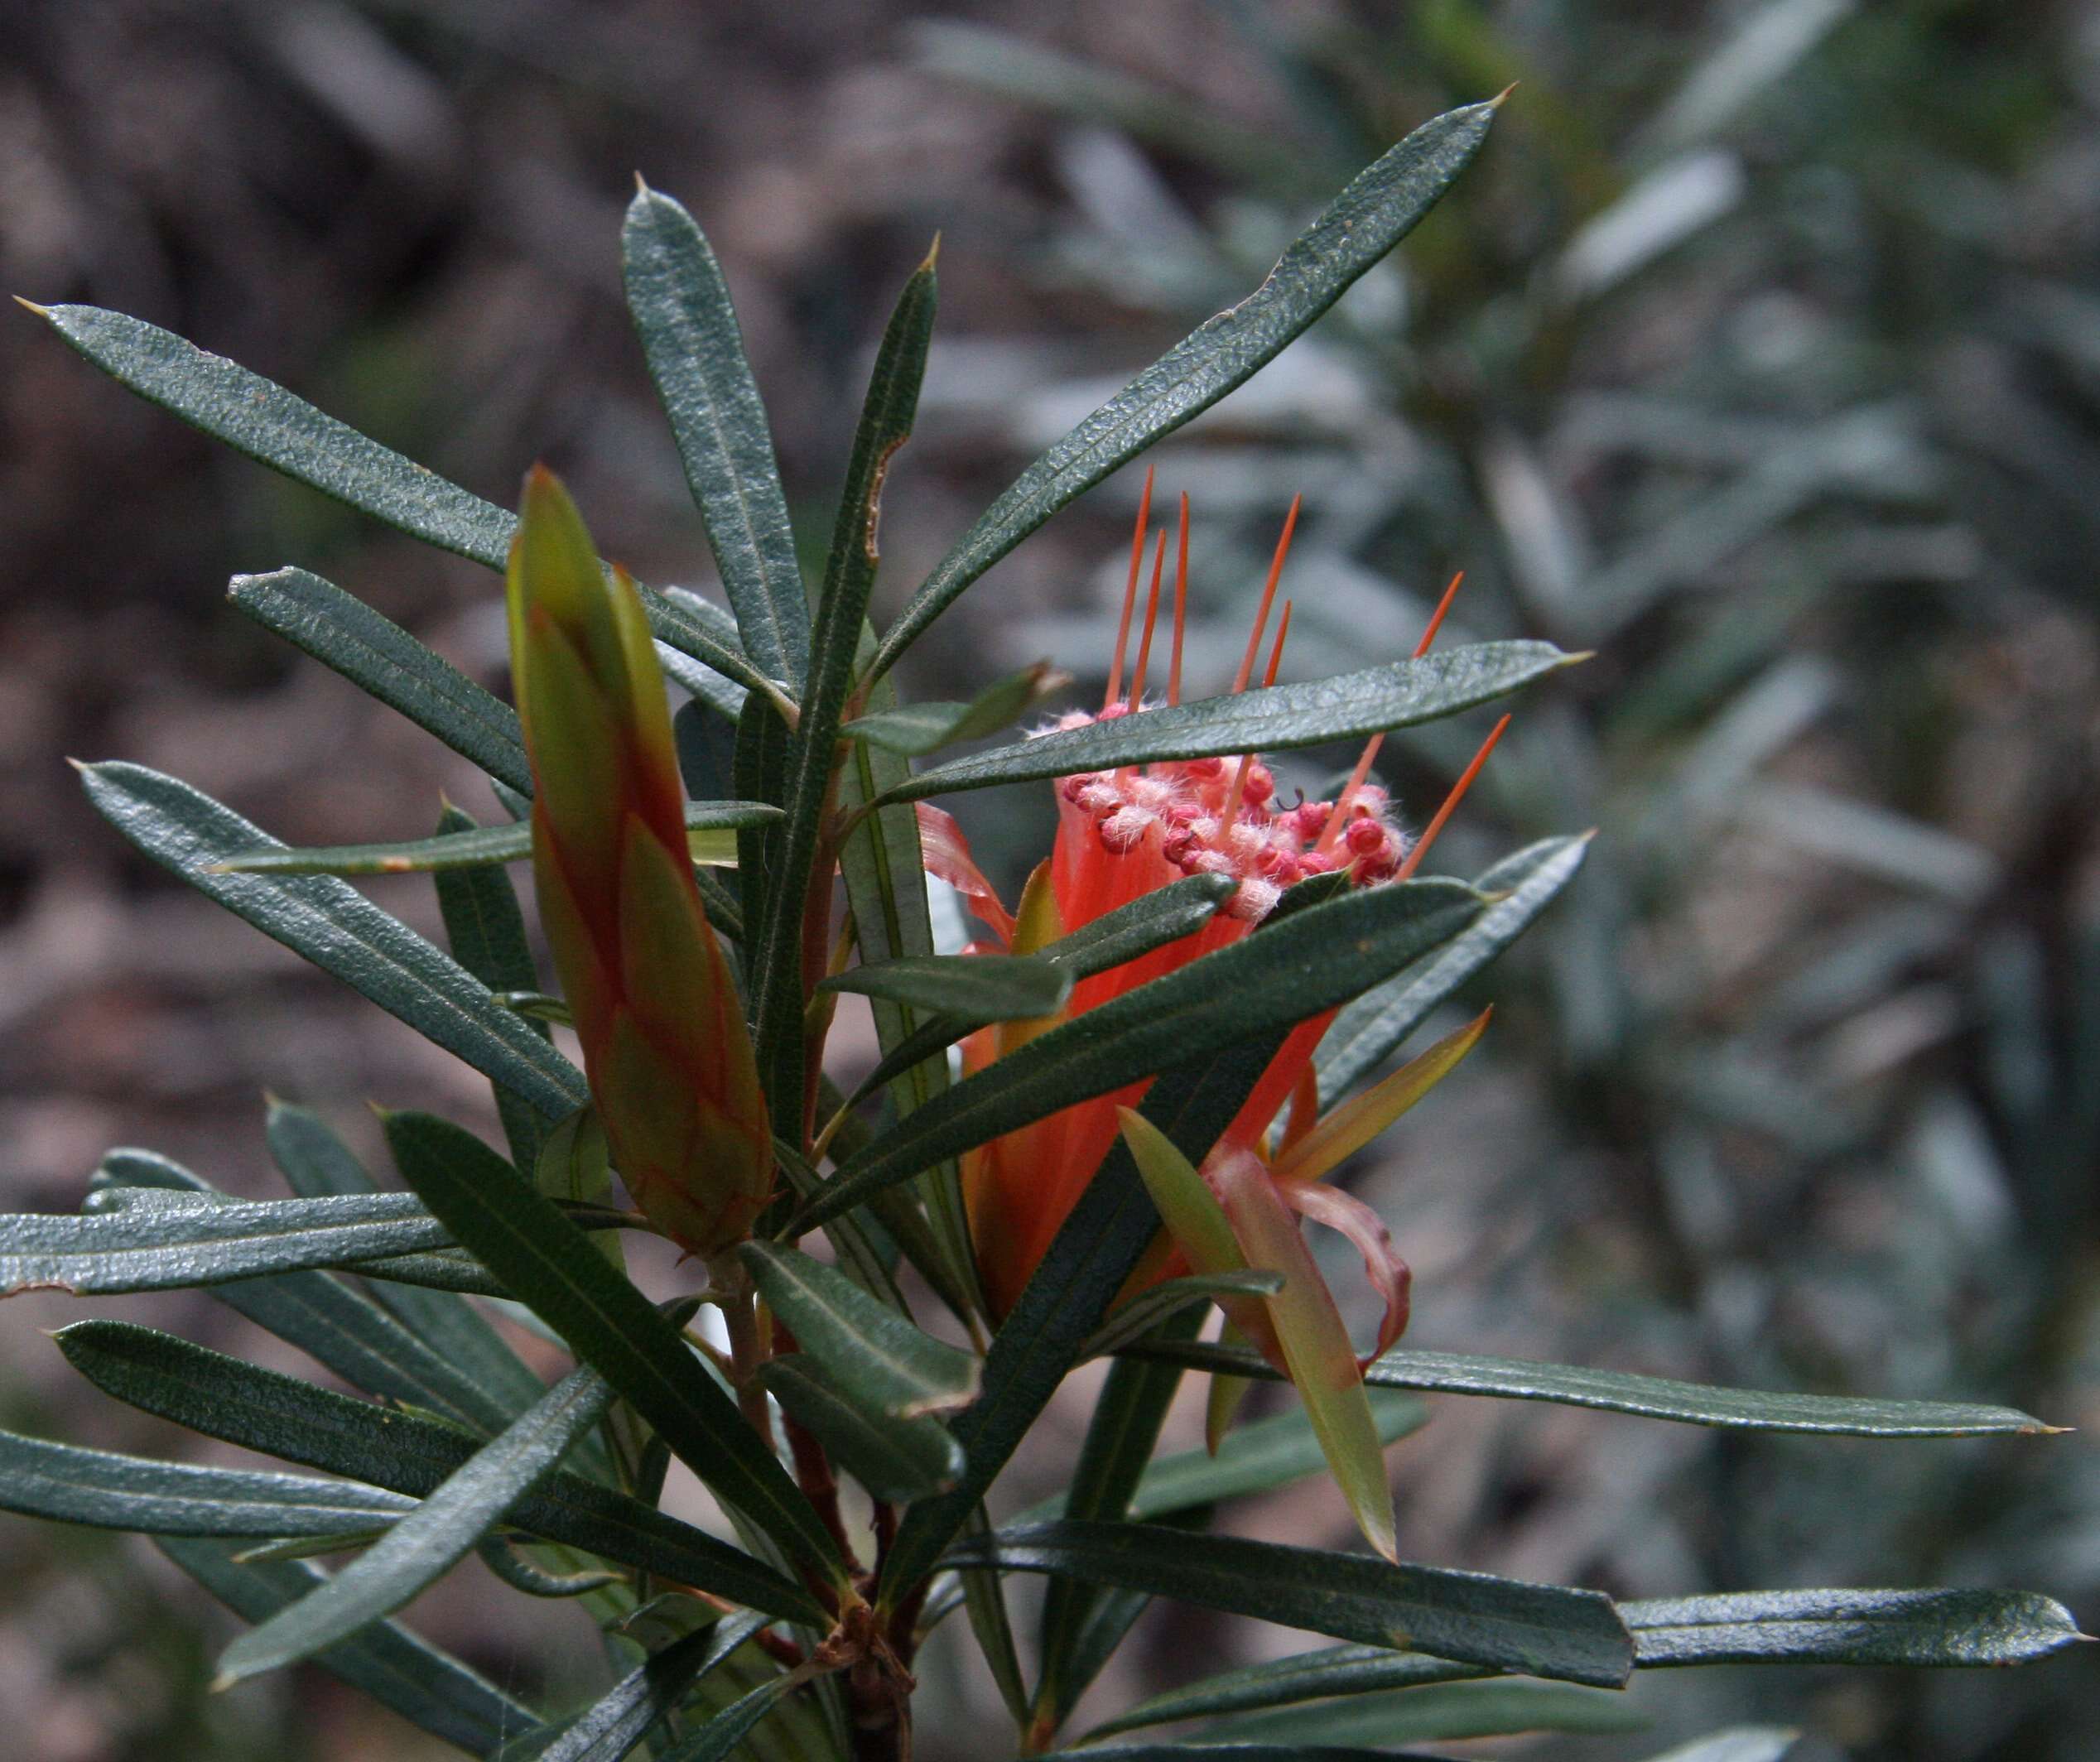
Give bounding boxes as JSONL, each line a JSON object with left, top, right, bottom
{"left": 1209, "top": 1146, "right": 1396, "bottom": 1562}
{"left": 1273, "top": 1009, "right": 1490, "bottom": 1187}
{"left": 918, "top": 802, "right": 1015, "bottom": 946}
{"left": 1279, "top": 1180, "right": 1412, "bottom": 1365}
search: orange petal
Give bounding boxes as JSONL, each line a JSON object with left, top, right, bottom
{"left": 917, "top": 802, "right": 1014, "bottom": 946}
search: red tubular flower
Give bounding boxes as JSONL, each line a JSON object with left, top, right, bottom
{"left": 507, "top": 466, "right": 773, "bottom": 1259}
{"left": 927, "top": 475, "right": 1502, "bottom": 1551}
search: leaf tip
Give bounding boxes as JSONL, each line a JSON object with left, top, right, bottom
{"left": 12, "top": 294, "right": 52, "bottom": 318}
{"left": 919, "top": 232, "right": 943, "bottom": 275}
{"left": 633, "top": 169, "right": 651, "bottom": 196}
{"left": 1490, "top": 82, "right": 1520, "bottom": 110}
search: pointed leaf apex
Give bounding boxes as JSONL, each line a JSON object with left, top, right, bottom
{"left": 13, "top": 295, "right": 52, "bottom": 317}
{"left": 1491, "top": 83, "right": 1520, "bottom": 108}
{"left": 633, "top": 170, "right": 652, "bottom": 195}
{"left": 920, "top": 233, "right": 943, "bottom": 274}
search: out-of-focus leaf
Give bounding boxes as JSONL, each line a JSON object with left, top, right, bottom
{"left": 843, "top": 662, "right": 1071, "bottom": 755}
{"left": 1203, "top": 1679, "right": 1647, "bottom": 1745}
{"left": 214, "top": 1366, "right": 618, "bottom": 1685}
{"left": 1317, "top": 835, "right": 1590, "bottom": 1101}
{"left": 1, "top": 1191, "right": 455, "bottom": 1295}
{"left": 229, "top": 567, "right": 533, "bottom": 795}
{"left": 1634, "top": 1731, "right": 1799, "bottom": 1762}
{"left": 944, "top": 1520, "right": 1634, "bottom": 1687}
{"left": 1078, "top": 1269, "right": 1284, "bottom": 1361}
{"left": 382, "top": 1112, "right": 844, "bottom": 1582}
{"left": 816, "top": 952, "right": 1072, "bottom": 1021}
{"left": 624, "top": 185, "right": 809, "bottom": 690}
{"left": 754, "top": 1355, "right": 962, "bottom": 1502}
{"left": 1127, "top": 1387, "right": 1425, "bottom": 1523}
{"left": 652, "top": 1668, "right": 802, "bottom": 1762}
{"left": 159, "top": 1537, "right": 542, "bottom": 1757}
{"left": 877, "top": 644, "right": 1573, "bottom": 802}
{"left": 796, "top": 879, "right": 1484, "bottom": 1233}
{"left": 738, "top": 1240, "right": 978, "bottom": 1417}
{"left": 55, "top": 1320, "right": 821, "bottom": 1622}
{"left": 78, "top": 762, "right": 585, "bottom": 1123}
{"left": 505, "top": 1615, "right": 765, "bottom": 1762}
{"left": 1123, "top": 1339, "right": 2059, "bottom": 1437}
{"left": 869, "top": 99, "right": 1502, "bottom": 680}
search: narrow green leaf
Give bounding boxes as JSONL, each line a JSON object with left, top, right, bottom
{"left": 946, "top": 1520, "right": 1634, "bottom": 1687}
{"left": 1317, "top": 835, "right": 1591, "bottom": 1100}
{"left": 659, "top": 588, "right": 756, "bottom": 719}
{"left": 797, "top": 879, "right": 1484, "bottom": 1235}
{"left": 79, "top": 762, "right": 585, "bottom": 1122}
{"left": 956, "top": 1500, "right": 1032, "bottom": 1726}
{"left": 515, "top": 1614, "right": 765, "bottom": 1762}
{"left": 869, "top": 98, "right": 1500, "bottom": 680}
{"left": 0, "top": 1426, "right": 414, "bottom": 1536}
{"left": 1204, "top": 1679, "right": 1648, "bottom": 1745}
{"left": 159, "top": 1537, "right": 542, "bottom": 1757}
{"left": 214, "top": 800, "right": 778, "bottom": 874}
{"left": 1122, "top": 1340, "right": 2059, "bottom": 1437}
{"left": 478, "top": 1538, "right": 624, "bottom": 1599}
{"left": 754, "top": 1355, "right": 962, "bottom": 1502}
{"left": 624, "top": 185, "right": 809, "bottom": 690}
{"left": 265, "top": 1100, "right": 378, "bottom": 1196}
{"left": 383, "top": 1112, "right": 844, "bottom": 1581}
{"left": 215, "top": 1366, "right": 618, "bottom": 1685}
{"left": 1079, "top": 1269, "right": 1284, "bottom": 1362}
{"left": 739, "top": 1240, "right": 978, "bottom": 1417}
{"left": 1, "top": 1191, "right": 454, "bottom": 1295}
{"left": 734, "top": 690, "right": 792, "bottom": 969}
{"left": 653, "top": 1668, "right": 802, "bottom": 1762}
{"left": 842, "top": 661, "right": 1071, "bottom": 755}
{"left": 229, "top": 568, "right": 534, "bottom": 796}
{"left": 879, "top": 643, "right": 1573, "bottom": 803}
{"left": 1621, "top": 1588, "right": 2088, "bottom": 1668}
{"left": 750, "top": 247, "right": 940, "bottom": 1133}
{"left": 55, "top": 1319, "right": 822, "bottom": 1623}
{"left": 817, "top": 952, "right": 1072, "bottom": 1021}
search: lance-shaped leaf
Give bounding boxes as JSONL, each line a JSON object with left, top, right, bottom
{"left": 797, "top": 879, "right": 1484, "bottom": 1235}
{"left": 651, "top": 1668, "right": 802, "bottom": 1762}
{"left": 1120, "top": 1340, "right": 2059, "bottom": 1437}
{"left": 738, "top": 1240, "right": 979, "bottom": 1417}
{"left": 817, "top": 952, "right": 1072, "bottom": 1022}
{"left": 78, "top": 761, "right": 585, "bottom": 1123}
{"left": 1317, "top": 835, "right": 1590, "bottom": 1100}
{"left": 1122, "top": 1114, "right": 1394, "bottom": 1559}
{"left": 1, "top": 1191, "right": 455, "bottom": 1296}
{"left": 214, "top": 801, "right": 775, "bottom": 874}
{"left": 55, "top": 1320, "right": 820, "bottom": 1621}
{"left": 231, "top": 567, "right": 534, "bottom": 796}
{"left": 754, "top": 1355, "right": 963, "bottom": 1503}
{"left": 843, "top": 662, "right": 1071, "bottom": 756}
{"left": 878, "top": 643, "right": 1575, "bottom": 803}
{"left": 868, "top": 97, "right": 1503, "bottom": 680}
{"left": 513, "top": 1613, "right": 767, "bottom": 1762}
{"left": 1079, "top": 1269, "right": 1284, "bottom": 1361}
{"left": 625, "top": 185, "right": 808, "bottom": 690}
{"left": 0, "top": 1427, "right": 414, "bottom": 1536}
{"left": 1274, "top": 1009, "right": 1488, "bottom": 1185}
{"left": 945, "top": 1519, "right": 1634, "bottom": 1687}
{"left": 749, "top": 245, "right": 939, "bottom": 1131}
{"left": 214, "top": 1365, "right": 618, "bottom": 1685}
{"left": 383, "top": 1111, "right": 843, "bottom": 1581}
{"left": 161, "top": 1538, "right": 542, "bottom": 1757}
{"left": 1206, "top": 1679, "right": 1648, "bottom": 1745}
{"left": 27, "top": 303, "right": 780, "bottom": 707}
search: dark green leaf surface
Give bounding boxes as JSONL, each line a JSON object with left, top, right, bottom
{"left": 738, "top": 1240, "right": 978, "bottom": 1416}
{"left": 843, "top": 661, "right": 1069, "bottom": 755}
{"left": 229, "top": 568, "right": 534, "bottom": 796}
{"left": 754, "top": 1355, "right": 962, "bottom": 1502}
{"left": 1124, "top": 1340, "right": 2058, "bottom": 1437}
{"left": 880, "top": 643, "right": 1573, "bottom": 802}
{"left": 266, "top": 1100, "right": 379, "bottom": 1196}
{"left": 817, "top": 952, "right": 1072, "bottom": 1021}
{"left": 1621, "top": 1588, "right": 2087, "bottom": 1668}
{"left": 1317, "top": 835, "right": 1592, "bottom": 1100}
{"left": 159, "top": 1537, "right": 542, "bottom": 1757}
{"left": 215, "top": 1366, "right": 619, "bottom": 1684}
{"left": 658, "top": 589, "right": 757, "bottom": 720}
{"left": 55, "top": 1320, "right": 821, "bottom": 1622}
{"left": 653, "top": 1668, "right": 801, "bottom": 1762}
{"left": 946, "top": 1520, "right": 1634, "bottom": 1687}
{"left": 797, "top": 879, "right": 1483, "bottom": 1234}
{"left": 1, "top": 1191, "right": 454, "bottom": 1295}
{"left": 383, "top": 1112, "right": 843, "bottom": 1581}
{"left": 79, "top": 762, "right": 585, "bottom": 1123}
{"left": 625, "top": 186, "right": 809, "bottom": 690}
{"left": 1204, "top": 1679, "right": 1648, "bottom": 1745}
{"left": 750, "top": 248, "right": 939, "bottom": 1132}
{"left": 524, "top": 1614, "right": 764, "bottom": 1762}
{"left": 869, "top": 97, "right": 1501, "bottom": 679}
{"left": 215, "top": 799, "right": 775, "bottom": 874}
{"left": 0, "top": 1426, "right": 413, "bottom": 1536}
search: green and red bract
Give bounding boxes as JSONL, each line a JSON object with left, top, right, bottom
{"left": 507, "top": 466, "right": 773, "bottom": 1259}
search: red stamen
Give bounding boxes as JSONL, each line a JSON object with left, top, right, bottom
{"left": 1261, "top": 599, "right": 1293, "bottom": 689}
{"left": 1168, "top": 493, "right": 1190, "bottom": 706}
{"left": 1394, "top": 715, "right": 1509, "bottom": 881}
{"left": 1231, "top": 493, "right": 1302, "bottom": 695}
{"left": 1129, "top": 528, "right": 1168, "bottom": 710}
{"left": 1105, "top": 465, "right": 1155, "bottom": 709}
{"left": 1414, "top": 570, "right": 1465, "bottom": 660}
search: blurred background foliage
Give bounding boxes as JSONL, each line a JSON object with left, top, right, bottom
{"left": 0, "top": 2, "right": 2093, "bottom": 1758}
